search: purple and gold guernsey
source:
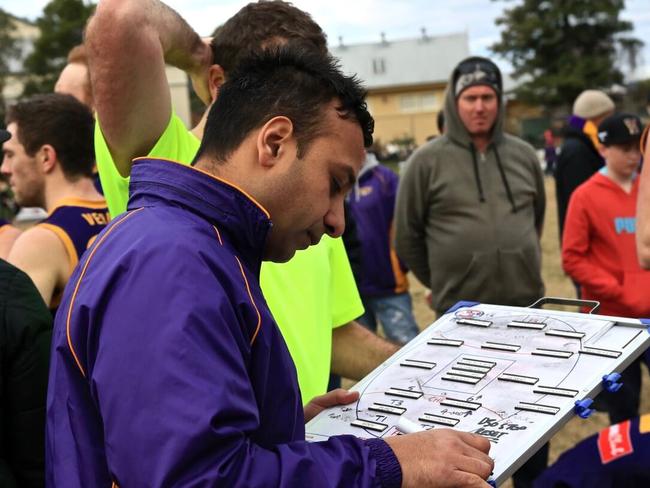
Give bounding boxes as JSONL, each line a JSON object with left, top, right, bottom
{"left": 0, "top": 218, "right": 19, "bottom": 259}
{"left": 38, "top": 198, "right": 110, "bottom": 311}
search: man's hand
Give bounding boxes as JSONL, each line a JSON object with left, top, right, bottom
{"left": 304, "top": 389, "right": 359, "bottom": 423}
{"left": 188, "top": 37, "right": 214, "bottom": 106}
{"left": 385, "top": 429, "right": 493, "bottom": 487}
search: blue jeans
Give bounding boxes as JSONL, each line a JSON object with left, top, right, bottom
{"left": 357, "top": 293, "right": 419, "bottom": 345}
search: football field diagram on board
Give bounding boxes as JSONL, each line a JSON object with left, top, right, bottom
{"left": 306, "top": 303, "right": 650, "bottom": 485}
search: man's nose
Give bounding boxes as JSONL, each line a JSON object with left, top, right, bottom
{"left": 0, "top": 157, "right": 10, "bottom": 176}
{"left": 324, "top": 199, "right": 346, "bottom": 238}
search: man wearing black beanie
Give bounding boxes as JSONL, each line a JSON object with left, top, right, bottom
{"left": 395, "top": 56, "right": 547, "bottom": 488}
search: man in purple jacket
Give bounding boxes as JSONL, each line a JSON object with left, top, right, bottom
{"left": 46, "top": 47, "right": 493, "bottom": 487}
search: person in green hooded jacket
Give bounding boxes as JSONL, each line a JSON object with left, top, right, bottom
{"left": 395, "top": 56, "right": 545, "bottom": 316}
{"left": 395, "top": 56, "right": 546, "bottom": 488}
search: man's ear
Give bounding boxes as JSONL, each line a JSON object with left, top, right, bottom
{"left": 257, "top": 116, "right": 296, "bottom": 168}
{"left": 38, "top": 144, "right": 57, "bottom": 174}
{"left": 208, "top": 64, "right": 225, "bottom": 103}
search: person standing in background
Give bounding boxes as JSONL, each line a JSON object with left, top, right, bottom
{"left": 0, "top": 130, "right": 21, "bottom": 259}
{"left": 348, "top": 151, "right": 419, "bottom": 344}
{"left": 636, "top": 120, "right": 650, "bottom": 268}
{"left": 562, "top": 113, "right": 649, "bottom": 424}
{"left": 395, "top": 55, "right": 546, "bottom": 488}
{"left": 555, "top": 90, "right": 614, "bottom": 239}
{"left": 543, "top": 128, "right": 556, "bottom": 175}
{"left": 0, "top": 258, "right": 52, "bottom": 488}
{"left": 2, "top": 94, "right": 108, "bottom": 311}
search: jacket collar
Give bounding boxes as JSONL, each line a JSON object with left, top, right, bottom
{"left": 128, "top": 158, "right": 271, "bottom": 270}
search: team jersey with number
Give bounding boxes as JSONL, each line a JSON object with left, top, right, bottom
{"left": 38, "top": 198, "right": 110, "bottom": 312}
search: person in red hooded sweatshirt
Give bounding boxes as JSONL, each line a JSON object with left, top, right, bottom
{"left": 562, "top": 112, "right": 649, "bottom": 425}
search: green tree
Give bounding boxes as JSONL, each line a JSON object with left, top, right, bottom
{"left": 491, "top": 0, "right": 643, "bottom": 111}
{"left": 21, "top": 0, "right": 94, "bottom": 96}
{"left": 620, "top": 78, "right": 650, "bottom": 115}
{"left": 0, "top": 8, "right": 18, "bottom": 123}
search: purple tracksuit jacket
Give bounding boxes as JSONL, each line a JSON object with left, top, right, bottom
{"left": 46, "top": 158, "right": 401, "bottom": 487}
{"left": 348, "top": 158, "right": 408, "bottom": 297}
{"left": 534, "top": 416, "right": 650, "bottom": 487}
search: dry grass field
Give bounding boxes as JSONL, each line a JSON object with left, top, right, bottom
{"left": 365, "top": 175, "right": 650, "bottom": 485}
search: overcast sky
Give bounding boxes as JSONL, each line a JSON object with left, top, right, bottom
{"left": 5, "top": 0, "right": 650, "bottom": 78}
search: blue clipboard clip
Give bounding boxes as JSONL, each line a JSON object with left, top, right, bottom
{"left": 574, "top": 398, "right": 595, "bottom": 419}
{"left": 641, "top": 318, "right": 650, "bottom": 333}
{"left": 602, "top": 372, "right": 623, "bottom": 393}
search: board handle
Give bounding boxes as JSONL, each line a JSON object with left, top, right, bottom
{"left": 527, "top": 296, "right": 600, "bottom": 314}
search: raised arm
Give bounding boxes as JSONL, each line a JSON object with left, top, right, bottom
{"left": 85, "top": 0, "right": 212, "bottom": 177}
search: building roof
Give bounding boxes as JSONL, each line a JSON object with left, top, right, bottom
{"left": 331, "top": 31, "right": 470, "bottom": 90}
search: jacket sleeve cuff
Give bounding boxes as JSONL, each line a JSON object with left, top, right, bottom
{"left": 365, "top": 438, "right": 402, "bottom": 488}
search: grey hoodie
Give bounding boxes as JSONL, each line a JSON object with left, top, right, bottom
{"left": 395, "top": 80, "right": 545, "bottom": 314}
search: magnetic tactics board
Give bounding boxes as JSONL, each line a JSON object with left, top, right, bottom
{"left": 306, "top": 302, "right": 650, "bottom": 485}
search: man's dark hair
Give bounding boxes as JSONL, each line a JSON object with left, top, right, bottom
{"left": 194, "top": 46, "right": 374, "bottom": 163}
{"left": 210, "top": 0, "right": 327, "bottom": 75}
{"left": 6, "top": 93, "right": 94, "bottom": 180}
